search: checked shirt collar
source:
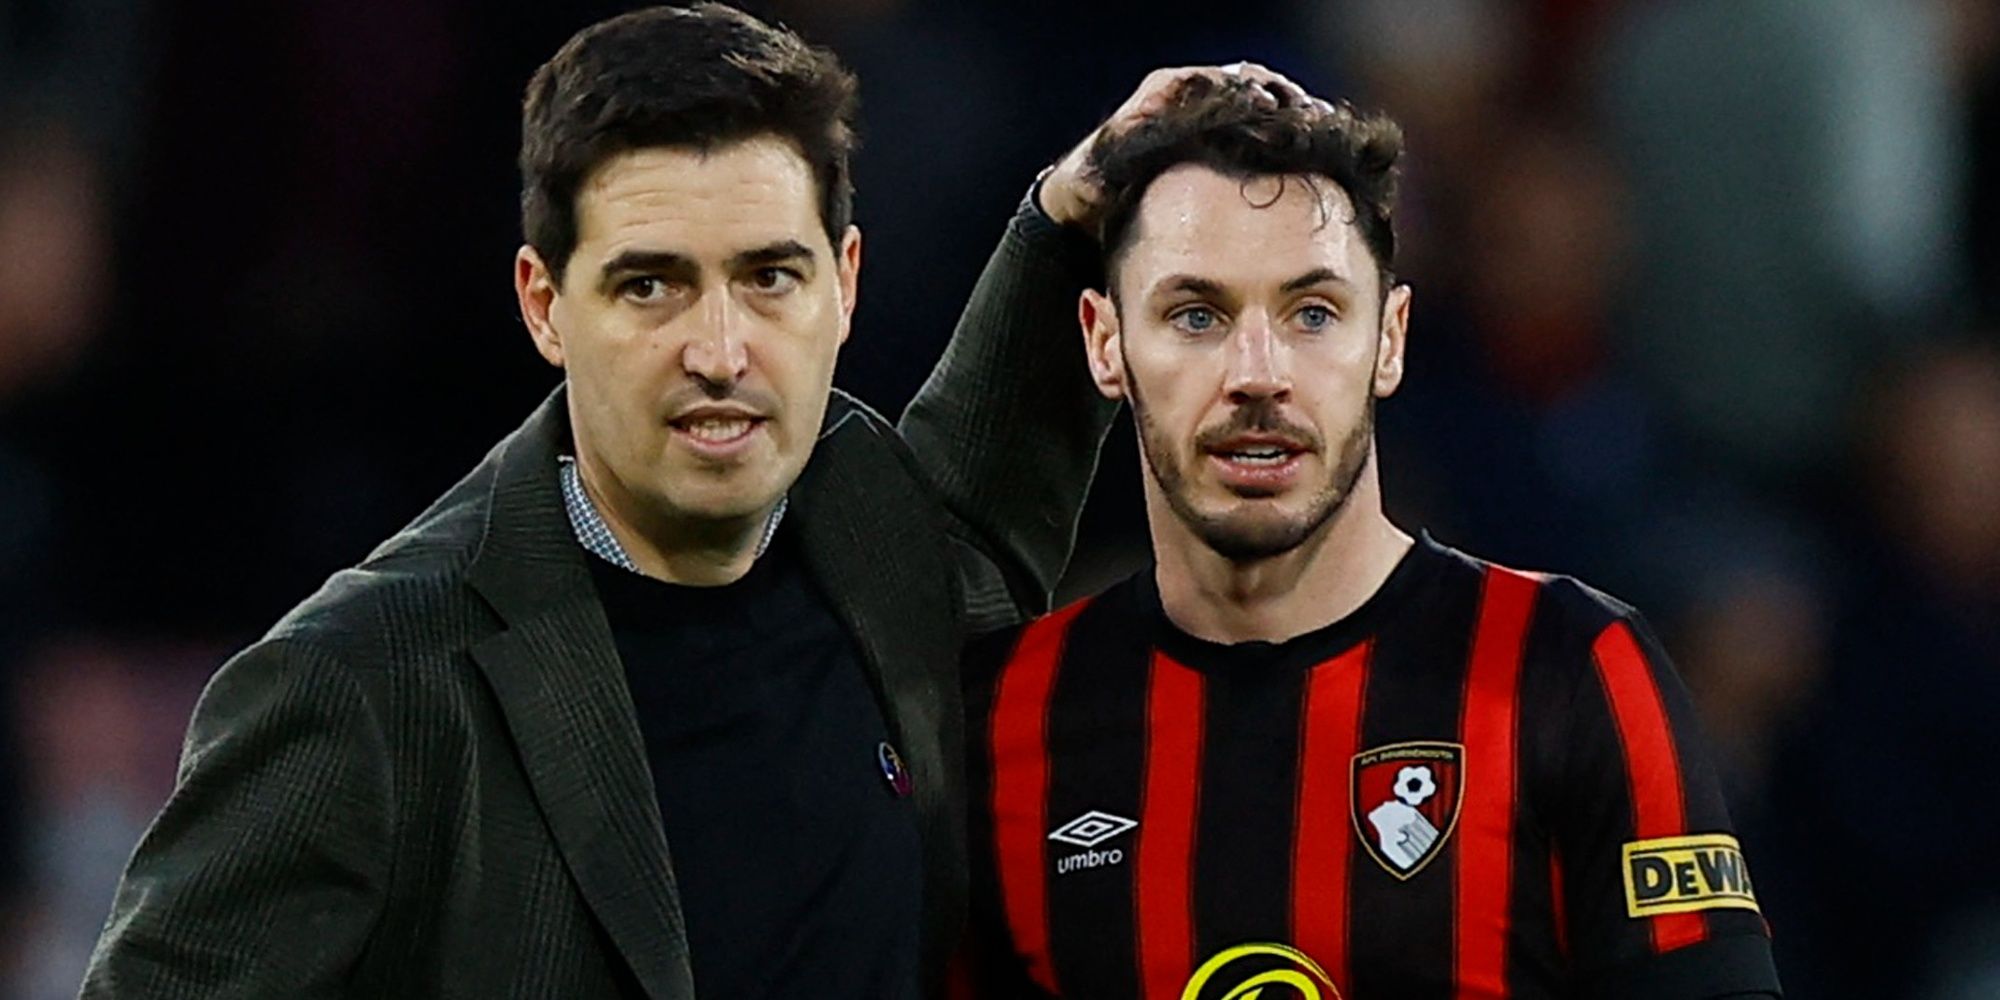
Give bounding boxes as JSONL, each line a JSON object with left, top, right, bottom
{"left": 557, "top": 456, "right": 786, "bottom": 574}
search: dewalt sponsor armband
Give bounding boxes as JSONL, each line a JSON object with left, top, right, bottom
{"left": 1621, "top": 833, "right": 1760, "bottom": 919}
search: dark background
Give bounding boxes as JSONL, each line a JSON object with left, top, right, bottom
{"left": 2, "top": 0, "right": 1998, "bottom": 996}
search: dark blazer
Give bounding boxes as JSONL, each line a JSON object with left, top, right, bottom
{"left": 80, "top": 200, "right": 1114, "bottom": 1000}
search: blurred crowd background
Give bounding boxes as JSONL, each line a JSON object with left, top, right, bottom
{"left": 2, "top": 0, "right": 1996, "bottom": 996}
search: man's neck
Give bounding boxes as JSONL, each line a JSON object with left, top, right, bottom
{"left": 1150, "top": 463, "right": 1411, "bottom": 646}
{"left": 574, "top": 454, "right": 773, "bottom": 587}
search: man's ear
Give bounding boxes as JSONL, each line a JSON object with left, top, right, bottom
{"left": 1373, "top": 282, "right": 1413, "bottom": 398}
{"left": 1080, "top": 288, "right": 1126, "bottom": 401}
{"left": 835, "top": 224, "right": 862, "bottom": 346}
{"left": 516, "top": 245, "right": 565, "bottom": 368}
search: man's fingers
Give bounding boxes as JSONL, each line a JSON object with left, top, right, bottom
{"left": 1270, "top": 79, "right": 1313, "bottom": 108}
{"left": 1227, "top": 63, "right": 1312, "bottom": 109}
{"left": 1106, "top": 63, "right": 1329, "bottom": 145}
{"left": 1046, "top": 60, "right": 1328, "bottom": 229}
{"left": 1157, "top": 64, "right": 1316, "bottom": 113}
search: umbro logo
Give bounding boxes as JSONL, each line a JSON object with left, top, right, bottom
{"left": 1047, "top": 810, "right": 1137, "bottom": 848}
{"left": 1049, "top": 810, "right": 1137, "bottom": 876}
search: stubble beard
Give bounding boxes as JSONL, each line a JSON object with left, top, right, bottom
{"left": 1128, "top": 368, "right": 1376, "bottom": 564}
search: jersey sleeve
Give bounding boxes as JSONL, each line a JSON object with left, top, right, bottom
{"left": 1551, "top": 613, "right": 1783, "bottom": 999}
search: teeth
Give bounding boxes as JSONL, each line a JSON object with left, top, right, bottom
{"left": 1225, "top": 449, "right": 1289, "bottom": 465}
{"left": 683, "top": 418, "right": 752, "bottom": 441}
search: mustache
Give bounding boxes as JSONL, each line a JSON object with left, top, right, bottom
{"left": 1192, "top": 398, "right": 1322, "bottom": 452}
{"left": 660, "top": 382, "right": 782, "bottom": 419}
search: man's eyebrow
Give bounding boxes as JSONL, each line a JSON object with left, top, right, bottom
{"left": 1280, "top": 267, "right": 1353, "bottom": 294}
{"left": 730, "top": 240, "right": 816, "bottom": 270}
{"left": 597, "top": 249, "right": 696, "bottom": 291}
{"left": 1151, "top": 274, "right": 1227, "bottom": 299}
{"left": 593, "top": 241, "right": 817, "bottom": 293}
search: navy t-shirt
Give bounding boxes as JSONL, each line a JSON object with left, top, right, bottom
{"left": 588, "top": 528, "right": 923, "bottom": 999}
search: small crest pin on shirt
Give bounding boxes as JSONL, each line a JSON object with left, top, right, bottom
{"left": 877, "top": 741, "right": 913, "bottom": 799}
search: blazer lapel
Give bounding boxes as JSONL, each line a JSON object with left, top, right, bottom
{"left": 466, "top": 388, "right": 695, "bottom": 1000}
{"left": 787, "top": 394, "right": 967, "bottom": 978}
{"left": 789, "top": 397, "right": 960, "bottom": 806}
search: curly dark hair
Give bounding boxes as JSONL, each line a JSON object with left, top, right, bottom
{"left": 520, "top": 3, "right": 860, "bottom": 284}
{"left": 1090, "top": 77, "right": 1405, "bottom": 298}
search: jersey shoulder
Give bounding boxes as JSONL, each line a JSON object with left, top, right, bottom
{"left": 962, "top": 573, "right": 1147, "bottom": 694}
{"left": 1426, "top": 538, "right": 1651, "bottom": 655}
{"left": 964, "top": 620, "right": 1029, "bottom": 694}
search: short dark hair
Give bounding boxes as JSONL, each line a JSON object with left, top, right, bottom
{"left": 1091, "top": 77, "right": 1405, "bottom": 298}
{"left": 519, "top": 3, "right": 860, "bottom": 285}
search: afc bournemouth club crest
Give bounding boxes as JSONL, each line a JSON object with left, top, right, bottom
{"left": 1351, "top": 741, "right": 1464, "bottom": 880}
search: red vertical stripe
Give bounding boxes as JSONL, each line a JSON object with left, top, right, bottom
{"left": 1454, "top": 567, "right": 1541, "bottom": 999}
{"left": 990, "top": 599, "right": 1091, "bottom": 994}
{"left": 1291, "top": 642, "right": 1371, "bottom": 992}
{"left": 943, "top": 952, "right": 975, "bottom": 1000}
{"left": 1592, "top": 621, "right": 1707, "bottom": 953}
{"left": 1550, "top": 850, "right": 1569, "bottom": 958}
{"left": 1136, "top": 653, "right": 1205, "bottom": 1000}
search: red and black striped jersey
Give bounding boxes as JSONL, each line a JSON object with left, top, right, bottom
{"left": 957, "top": 534, "right": 1780, "bottom": 1000}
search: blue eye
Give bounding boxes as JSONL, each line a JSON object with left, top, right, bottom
{"left": 1174, "top": 306, "right": 1220, "bottom": 333}
{"left": 1299, "top": 305, "right": 1334, "bottom": 330}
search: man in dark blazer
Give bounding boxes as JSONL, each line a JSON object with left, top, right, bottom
{"left": 73, "top": 5, "right": 1176, "bottom": 998}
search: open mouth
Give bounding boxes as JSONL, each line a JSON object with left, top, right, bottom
{"left": 1204, "top": 435, "right": 1311, "bottom": 491}
{"left": 1214, "top": 444, "right": 1297, "bottom": 465}
{"left": 671, "top": 414, "right": 764, "bottom": 442}
{"left": 1207, "top": 434, "right": 1309, "bottom": 464}
{"left": 668, "top": 409, "right": 770, "bottom": 454}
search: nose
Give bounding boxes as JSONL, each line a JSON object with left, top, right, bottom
{"left": 1223, "top": 309, "right": 1290, "bottom": 402}
{"left": 680, "top": 292, "right": 749, "bottom": 391}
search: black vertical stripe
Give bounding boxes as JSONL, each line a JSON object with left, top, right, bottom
{"left": 1188, "top": 664, "right": 1307, "bottom": 960}
{"left": 1505, "top": 596, "right": 1582, "bottom": 998}
{"left": 1347, "top": 557, "right": 1484, "bottom": 1000}
{"left": 1545, "top": 617, "right": 1645, "bottom": 975}
{"left": 1042, "top": 596, "right": 1153, "bottom": 999}
{"left": 962, "top": 627, "right": 1042, "bottom": 995}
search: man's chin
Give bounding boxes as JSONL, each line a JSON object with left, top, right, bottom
{"left": 663, "top": 492, "right": 782, "bottom": 525}
{"left": 649, "top": 471, "right": 788, "bottom": 527}
{"left": 1187, "top": 509, "right": 1320, "bottom": 563}
{"left": 1219, "top": 483, "right": 1285, "bottom": 500}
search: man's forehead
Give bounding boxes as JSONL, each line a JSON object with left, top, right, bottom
{"left": 574, "top": 138, "right": 826, "bottom": 258}
{"left": 1127, "top": 165, "right": 1367, "bottom": 290}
